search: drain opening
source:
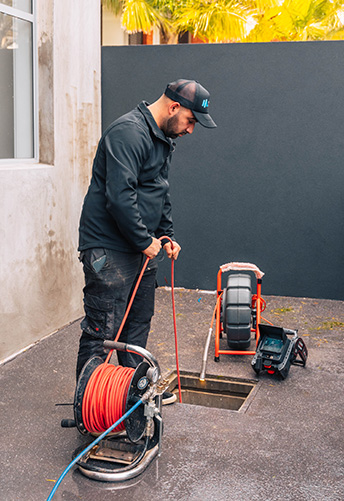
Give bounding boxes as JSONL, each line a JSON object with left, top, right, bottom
{"left": 166, "top": 371, "right": 257, "bottom": 411}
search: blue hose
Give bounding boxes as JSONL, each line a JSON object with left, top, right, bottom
{"left": 47, "top": 398, "right": 144, "bottom": 501}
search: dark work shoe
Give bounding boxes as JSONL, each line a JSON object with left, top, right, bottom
{"left": 162, "top": 391, "right": 177, "bottom": 405}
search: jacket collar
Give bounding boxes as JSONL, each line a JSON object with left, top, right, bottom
{"left": 138, "top": 101, "right": 173, "bottom": 146}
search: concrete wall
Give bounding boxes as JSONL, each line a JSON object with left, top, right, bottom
{"left": 0, "top": 0, "right": 101, "bottom": 363}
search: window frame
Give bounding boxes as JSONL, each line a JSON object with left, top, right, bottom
{"left": 0, "top": 1, "right": 38, "bottom": 164}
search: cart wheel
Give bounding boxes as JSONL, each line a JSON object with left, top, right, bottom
{"left": 214, "top": 356, "right": 220, "bottom": 362}
{"left": 222, "top": 273, "right": 252, "bottom": 350}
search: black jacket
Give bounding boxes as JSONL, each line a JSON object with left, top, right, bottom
{"left": 78, "top": 102, "right": 175, "bottom": 253}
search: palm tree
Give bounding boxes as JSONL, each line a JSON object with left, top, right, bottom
{"left": 103, "top": 0, "right": 255, "bottom": 43}
{"left": 102, "top": 0, "right": 344, "bottom": 43}
{"left": 171, "top": 0, "right": 255, "bottom": 43}
{"left": 103, "top": 0, "right": 173, "bottom": 41}
{"left": 246, "top": 0, "right": 344, "bottom": 42}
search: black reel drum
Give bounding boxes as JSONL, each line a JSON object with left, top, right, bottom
{"left": 74, "top": 356, "right": 155, "bottom": 442}
{"left": 221, "top": 273, "right": 252, "bottom": 349}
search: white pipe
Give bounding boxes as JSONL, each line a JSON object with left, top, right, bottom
{"left": 199, "top": 327, "right": 213, "bottom": 381}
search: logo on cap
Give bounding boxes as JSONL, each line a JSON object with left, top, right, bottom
{"left": 202, "top": 99, "right": 209, "bottom": 108}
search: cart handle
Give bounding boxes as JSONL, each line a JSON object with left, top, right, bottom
{"left": 220, "top": 262, "right": 265, "bottom": 279}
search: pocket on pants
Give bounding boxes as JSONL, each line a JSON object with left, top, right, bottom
{"left": 80, "top": 293, "right": 115, "bottom": 339}
{"left": 91, "top": 253, "right": 107, "bottom": 273}
{"left": 82, "top": 248, "right": 107, "bottom": 274}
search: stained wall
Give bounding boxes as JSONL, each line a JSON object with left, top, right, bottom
{"left": 0, "top": 0, "right": 101, "bottom": 362}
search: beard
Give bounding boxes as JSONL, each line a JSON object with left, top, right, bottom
{"left": 163, "top": 115, "right": 186, "bottom": 139}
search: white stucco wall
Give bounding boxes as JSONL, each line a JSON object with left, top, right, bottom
{"left": 0, "top": 0, "right": 101, "bottom": 362}
{"left": 102, "top": 5, "right": 128, "bottom": 45}
{"left": 101, "top": 5, "right": 160, "bottom": 45}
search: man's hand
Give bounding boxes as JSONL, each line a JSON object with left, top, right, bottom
{"left": 143, "top": 237, "right": 162, "bottom": 258}
{"left": 163, "top": 241, "right": 181, "bottom": 260}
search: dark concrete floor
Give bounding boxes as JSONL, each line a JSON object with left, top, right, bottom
{"left": 1, "top": 288, "right": 344, "bottom": 501}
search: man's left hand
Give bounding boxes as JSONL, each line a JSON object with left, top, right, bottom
{"left": 163, "top": 241, "right": 181, "bottom": 260}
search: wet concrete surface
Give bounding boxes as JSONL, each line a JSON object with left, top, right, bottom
{"left": 1, "top": 288, "right": 343, "bottom": 500}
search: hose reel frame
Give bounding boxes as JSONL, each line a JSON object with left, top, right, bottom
{"left": 71, "top": 341, "right": 164, "bottom": 482}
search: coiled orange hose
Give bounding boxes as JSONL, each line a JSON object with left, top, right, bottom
{"left": 82, "top": 364, "right": 134, "bottom": 433}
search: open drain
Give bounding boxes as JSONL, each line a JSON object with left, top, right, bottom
{"left": 166, "top": 371, "right": 257, "bottom": 411}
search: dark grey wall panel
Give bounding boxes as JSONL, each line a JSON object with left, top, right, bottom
{"left": 102, "top": 42, "right": 344, "bottom": 300}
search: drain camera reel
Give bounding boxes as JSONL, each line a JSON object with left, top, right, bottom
{"left": 200, "top": 261, "right": 308, "bottom": 381}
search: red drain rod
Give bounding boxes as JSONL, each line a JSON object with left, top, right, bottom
{"left": 103, "top": 235, "right": 182, "bottom": 402}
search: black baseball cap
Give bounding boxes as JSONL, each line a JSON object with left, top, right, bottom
{"left": 164, "top": 79, "right": 217, "bottom": 128}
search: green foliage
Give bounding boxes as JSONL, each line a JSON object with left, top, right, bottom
{"left": 103, "top": 0, "right": 124, "bottom": 17}
{"left": 121, "top": 0, "right": 166, "bottom": 34}
{"left": 270, "top": 307, "right": 294, "bottom": 314}
{"left": 103, "top": 0, "right": 344, "bottom": 42}
{"left": 316, "top": 320, "right": 344, "bottom": 330}
{"left": 172, "top": 0, "right": 253, "bottom": 42}
{"left": 247, "top": 0, "right": 344, "bottom": 42}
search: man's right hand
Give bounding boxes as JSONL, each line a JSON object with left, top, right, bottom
{"left": 143, "top": 237, "right": 162, "bottom": 259}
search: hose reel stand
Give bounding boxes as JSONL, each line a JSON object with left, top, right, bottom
{"left": 62, "top": 341, "right": 165, "bottom": 482}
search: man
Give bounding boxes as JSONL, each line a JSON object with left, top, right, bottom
{"left": 76, "top": 79, "right": 216, "bottom": 404}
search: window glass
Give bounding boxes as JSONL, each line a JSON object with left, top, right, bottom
{"left": 0, "top": 1, "right": 32, "bottom": 14}
{"left": 0, "top": 11, "right": 33, "bottom": 159}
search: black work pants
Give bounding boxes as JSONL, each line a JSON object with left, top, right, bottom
{"left": 76, "top": 248, "right": 158, "bottom": 380}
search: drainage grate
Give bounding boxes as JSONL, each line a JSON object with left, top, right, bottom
{"left": 166, "top": 371, "right": 257, "bottom": 411}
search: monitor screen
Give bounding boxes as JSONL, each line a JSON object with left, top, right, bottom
{"left": 261, "top": 336, "right": 284, "bottom": 353}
